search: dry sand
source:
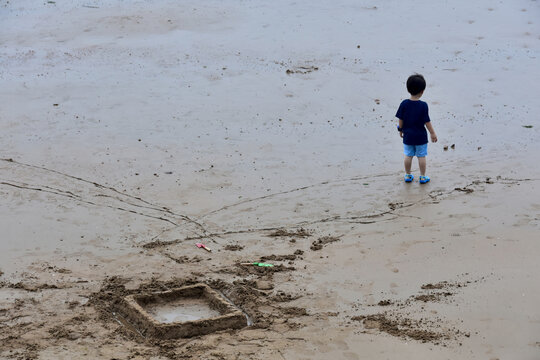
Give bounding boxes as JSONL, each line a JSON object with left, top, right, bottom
{"left": 1, "top": 0, "right": 540, "bottom": 359}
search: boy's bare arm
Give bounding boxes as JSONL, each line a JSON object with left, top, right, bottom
{"left": 425, "top": 122, "right": 438, "bottom": 142}
{"left": 398, "top": 118, "right": 403, "bottom": 138}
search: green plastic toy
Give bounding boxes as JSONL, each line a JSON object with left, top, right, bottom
{"left": 241, "top": 262, "right": 274, "bottom": 267}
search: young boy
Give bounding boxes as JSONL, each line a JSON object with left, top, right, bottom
{"left": 395, "top": 74, "right": 437, "bottom": 184}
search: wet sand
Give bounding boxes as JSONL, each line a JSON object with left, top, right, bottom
{"left": 1, "top": 0, "right": 540, "bottom": 359}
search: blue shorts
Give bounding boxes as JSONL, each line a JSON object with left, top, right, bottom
{"left": 404, "top": 143, "right": 428, "bottom": 157}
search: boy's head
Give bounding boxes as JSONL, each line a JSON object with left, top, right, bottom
{"left": 406, "top": 74, "right": 426, "bottom": 96}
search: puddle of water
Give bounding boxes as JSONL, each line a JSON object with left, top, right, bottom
{"left": 143, "top": 297, "right": 221, "bottom": 324}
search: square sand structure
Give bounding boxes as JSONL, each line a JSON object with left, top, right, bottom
{"left": 121, "top": 283, "right": 246, "bottom": 339}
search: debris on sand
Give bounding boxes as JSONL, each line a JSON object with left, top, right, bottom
{"left": 230, "top": 263, "right": 294, "bottom": 276}
{"left": 279, "top": 306, "right": 308, "bottom": 316}
{"left": 352, "top": 313, "right": 448, "bottom": 343}
{"left": 142, "top": 240, "right": 171, "bottom": 249}
{"left": 388, "top": 202, "right": 403, "bottom": 210}
{"left": 270, "top": 291, "right": 301, "bottom": 303}
{"left": 421, "top": 279, "right": 474, "bottom": 290}
{"left": 165, "top": 255, "right": 202, "bottom": 264}
{"left": 413, "top": 292, "right": 453, "bottom": 302}
{"left": 268, "top": 228, "right": 311, "bottom": 238}
{"left": 224, "top": 244, "right": 244, "bottom": 251}
{"left": 355, "top": 276, "right": 480, "bottom": 344}
{"left": 5, "top": 282, "right": 61, "bottom": 292}
{"left": 286, "top": 66, "right": 319, "bottom": 74}
{"left": 260, "top": 251, "right": 303, "bottom": 262}
{"left": 310, "top": 235, "right": 341, "bottom": 251}
{"left": 421, "top": 282, "right": 448, "bottom": 290}
{"left": 48, "top": 325, "right": 83, "bottom": 341}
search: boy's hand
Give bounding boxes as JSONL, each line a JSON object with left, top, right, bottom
{"left": 425, "top": 122, "right": 437, "bottom": 143}
{"left": 399, "top": 131, "right": 403, "bottom": 138}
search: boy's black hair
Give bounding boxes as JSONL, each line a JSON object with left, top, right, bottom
{"left": 406, "top": 74, "right": 426, "bottom": 96}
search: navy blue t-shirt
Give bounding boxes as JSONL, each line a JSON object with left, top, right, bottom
{"left": 395, "top": 99, "right": 431, "bottom": 145}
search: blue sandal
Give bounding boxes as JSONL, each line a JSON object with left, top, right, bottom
{"left": 419, "top": 175, "right": 430, "bottom": 184}
{"left": 404, "top": 174, "right": 414, "bottom": 183}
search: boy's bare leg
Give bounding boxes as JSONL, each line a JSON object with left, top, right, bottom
{"left": 418, "top": 157, "right": 426, "bottom": 176}
{"left": 404, "top": 156, "right": 413, "bottom": 174}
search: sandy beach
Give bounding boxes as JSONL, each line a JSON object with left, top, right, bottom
{"left": 1, "top": 0, "right": 540, "bottom": 359}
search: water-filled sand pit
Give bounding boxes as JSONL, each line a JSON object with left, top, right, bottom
{"left": 144, "top": 297, "right": 221, "bottom": 323}
{"left": 120, "top": 284, "right": 246, "bottom": 339}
